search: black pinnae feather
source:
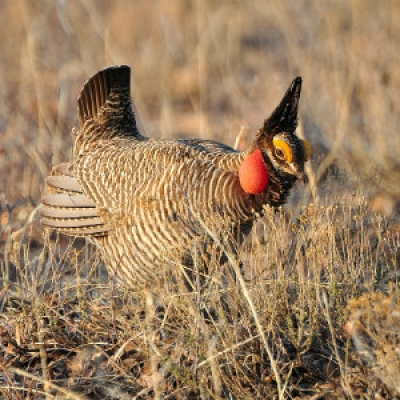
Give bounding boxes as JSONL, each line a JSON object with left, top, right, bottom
{"left": 263, "top": 77, "right": 302, "bottom": 136}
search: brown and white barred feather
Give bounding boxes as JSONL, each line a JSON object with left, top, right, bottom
{"left": 41, "top": 65, "right": 309, "bottom": 286}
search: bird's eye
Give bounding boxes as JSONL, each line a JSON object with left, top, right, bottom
{"left": 274, "top": 148, "right": 285, "bottom": 160}
{"left": 272, "top": 138, "right": 293, "bottom": 163}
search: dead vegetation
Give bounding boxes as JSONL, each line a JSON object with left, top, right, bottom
{"left": 1, "top": 0, "right": 400, "bottom": 398}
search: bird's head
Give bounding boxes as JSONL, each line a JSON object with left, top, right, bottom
{"left": 257, "top": 130, "right": 310, "bottom": 183}
{"left": 239, "top": 77, "right": 310, "bottom": 195}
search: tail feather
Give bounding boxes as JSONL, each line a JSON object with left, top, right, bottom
{"left": 78, "top": 65, "right": 130, "bottom": 123}
{"left": 77, "top": 65, "right": 141, "bottom": 137}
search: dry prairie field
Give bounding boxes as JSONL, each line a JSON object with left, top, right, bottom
{"left": 1, "top": 1, "right": 400, "bottom": 399}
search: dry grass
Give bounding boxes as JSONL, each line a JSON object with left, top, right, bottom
{"left": 0, "top": 0, "right": 400, "bottom": 398}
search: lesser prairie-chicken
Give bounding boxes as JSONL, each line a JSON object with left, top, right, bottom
{"left": 41, "top": 65, "right": 310, "bottom": 286}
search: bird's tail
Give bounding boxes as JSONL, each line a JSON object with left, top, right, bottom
{"left": 77, "top": 65, "right": 143, "bottom": 137}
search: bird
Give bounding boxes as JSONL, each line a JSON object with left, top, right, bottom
{"left": 40, "top": 65, "right": 310, "bottom": 287}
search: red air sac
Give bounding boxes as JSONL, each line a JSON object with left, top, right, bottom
{"left": 238, "top": 148, "right": 269, "bottom": 194}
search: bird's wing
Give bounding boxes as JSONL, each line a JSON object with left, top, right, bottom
{"left": 178, "top": 138, "right": 237, "bottom": 153}
{"left": 42, "top": 141, "right": 254, "bottom": 241}
{"left": 75, "top": 136, "right": 251, "bottom": 220}
{"left": 175, "top": 138, "right": 244, "bottom": 172}
{"left": 40, "top": 163, "right": 108, "bottom": 236}
{"left": 66, "top": 64, "right": 250, "bottom": 234}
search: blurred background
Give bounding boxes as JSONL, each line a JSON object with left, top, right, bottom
{"left": 0, "top": 3, "right": 399, "bottom": 396}
{"left": 0, "top": 0, "right": 399, "bottom": 232}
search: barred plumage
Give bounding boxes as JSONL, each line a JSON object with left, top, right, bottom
{"left": 41, "top": 65, "right": 309, "bottom": 286}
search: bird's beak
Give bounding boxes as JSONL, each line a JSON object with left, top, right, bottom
{"left": 289, "top": 164, "right": 307, "bottom": 183}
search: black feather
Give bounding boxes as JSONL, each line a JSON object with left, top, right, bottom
{"left": 263, "top": 77, "right": 302, "bottom": 136}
